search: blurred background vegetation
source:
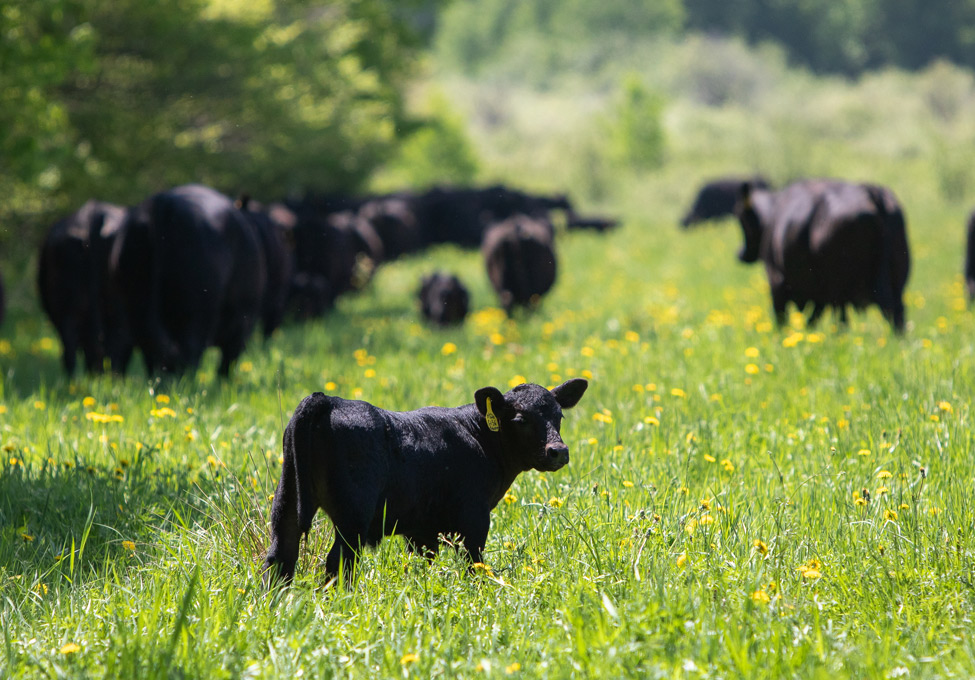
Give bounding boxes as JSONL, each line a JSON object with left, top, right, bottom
{"left": 4, "top": 0, "right": 975, "bottom": 261}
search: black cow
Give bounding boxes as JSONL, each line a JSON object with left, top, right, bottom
{"left": 681, "top": 176, "right": 770, "bottom": 228}
{"left": 965, "top": 210, "right": 975, "bottom": 302}
{"left": 238, "top": 197, "right": 295, "bottom": 339}
{"left": 111, "top": 184, "right": 266, "bottom": 375}
{"left": 357, "top": 194, "right": 425, "bottom": 261}
{"left": 418, "top": 272, "right": 469, "bottom": 326}
{"left": 263, "top": 378, "right": 588, "bottom": 584}
{"left": 285, "top": 200, "right": 384, "bottom": 318}
{"left": 39, "top": 200, "right": 132, "bottom": 374}
{"left": 482, "top": 214, "right": 557, "bottom": 314}
{"left": 416, "top": 185, "right": 572, "bottom": 248}
{"left": 735, "top": 179, "right": 910, "bottom": 331}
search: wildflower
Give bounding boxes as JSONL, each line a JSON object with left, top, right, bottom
{"left": 472, "top": 562, "right": 495, "bottom": 577}
{"left": 753, "top": 539, "right": 769, "bottom": 555}
{"left": 547, "top": 497, "right": 564, "bottom": 508}
{"left": 703, "top": 454, "right": 716, "bottom": 463}
{"left": 929, "top": 507, "right": 942, "bottom": 516}
{"left": 745, "top": 347, "right": 760, "bottom": 358}
{"left": 624, "top": 331, "right": 639, "bottom": 342}
{"left": 699, "top": 514, "right": 714, "bottom": 526}
{"left": 505, "top": 662, "right": 521, "bottom": 674}
{"left": 401, "top": 653, "right": 419, "bottom": 665}
{"left": 83, "top": 396, "right": 96, "bottom": 408}
{"left": 750, "top": 590, "right": 770, "bottom": 604}
{"left": 622, "top": 480, "right": 634, "bottom": 488}
{"left": 587, "top": 437, "right": 598, "bottom": 445}
{"left": 580, "top": 346, "right": 595, "bottom": 357}
{"left": 592, "top": 412, "right": 613, "bottom": 424}
{"left": 489, "top": 333, "right": 505, "bottom": 346}
{"left": 745, "top": 363, "right": 760, "bottom": 375}
{"left": 155, "top": 394, "right": 170, "bottom": 404}
{"left": 508, "top": 374, "right": 527, "bottom": 388}
{"left": 21, "top": 532, "right": 34, "bottom": 542}
{"left": 876, "top": 486, "right": 889, "bottom": 496}
{"left": 643, "top": 416, "right": 659, "bottom": 426}
{"left": 503, "top": 492, "right": 517, "bottom": 504}
{"left": 122, "top": 540, "right": 136, "bottom": 551}
{"left": 441, "top": 342, "right": 457, "bottom": 356}
{"left": 364, "top": 369, "right": 376, "bottom": 379}
{"left": 721, "top": 459, "right": 735, "bottom": 472}
{"left": 854, "top": 498, "right": 868, "bottom": 507}
{"left": 676, "top": 552, "right": 687, "bottom": 568}
{"left": 898, "top": 503, "right": 909, "bottom": 511}
{"left": 884, "top": 509, "right": 898, "bottom": 522}
{"left": 150, "top": 407, "right": 177, "bottom": 418}
{"left": 798, "top": 558, "right": 822, "bottom": 580}
{"left": 857, "top": 449, "right": 871, "bottom": 457}
{"left": 60, "top": 643, "right": 81, "bottom": 655}
{"left": 33, "top": 401, "right": 46, "bottom": 410}
{"left": 670, "top": 388, "right": 686, "bottom": 398}
{"left": 239, "top": 361, "right": 254, "bottom": 373}
{"left": 938, "top": 401, "right": 953, "bottom": 414}
{"left": 877, "top": 470, "right": 892, "bottom": 479}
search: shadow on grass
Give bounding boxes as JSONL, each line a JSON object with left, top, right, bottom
{"left": 0, "top": 445, "right": 254, "bottom": 588}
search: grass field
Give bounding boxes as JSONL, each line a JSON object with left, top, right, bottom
{"left": 5, "top": 53, "right": 975, "bottom": 678}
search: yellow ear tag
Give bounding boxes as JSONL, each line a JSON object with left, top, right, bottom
{"left": 485, "top": 397, "right": 500, "bottom": 432}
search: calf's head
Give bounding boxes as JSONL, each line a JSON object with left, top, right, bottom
{"left": 475, "top": 378, "right": 588, "bottom": 471}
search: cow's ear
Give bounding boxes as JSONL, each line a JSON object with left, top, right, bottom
{"left": 475, "top": 387, "right": 506, "bottom": 420}
{"left": 551, "top": 378, "right": 588, "bottom": 409}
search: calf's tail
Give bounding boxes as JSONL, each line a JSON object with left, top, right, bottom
{"left": 264, "top": 392, "right": 331, "bottom": 585}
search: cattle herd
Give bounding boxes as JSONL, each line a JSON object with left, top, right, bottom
{"left": 35, "top": 182, "right": 615, "bottom": 377}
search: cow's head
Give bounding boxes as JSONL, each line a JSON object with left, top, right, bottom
{"left": 734, "top": 181, "right": 766, "bottom": 263}
{"left": 475, "top": 379, "right": 588, "bottom": 471}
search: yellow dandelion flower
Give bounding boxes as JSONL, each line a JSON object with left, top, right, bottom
{"left": 325, "top": 381, "right": 337, "bottom": 391}
{"left": 592, "top": 412, "right": 613, "bottom": 424}
{"left": 624, "top": 331, "right": 640, "bottom": 342}
{"left": 547, "top": 497, "right": 564, "bottom": 508}
{"left": 622, "top": 480, "right": 634, "bottom": 488}
{"left": 898, "top": 503, "right": 909, "bottom": 510}
{"left": 857, "top": 449, "right": 871, "bottom": 457}
{"left": 854, "top": 498, "right": 868, "bottom": 507}
{"left": 938, "top": 401, "right": 953, "bottom": 414}
{"left": 670, "top": 388, "right": 686, "bottom": 398}
{"left": 580, "top": 346, "right": 595, "bottom": 357}
{"left": 876, "top": 486, "right": 889, "bottom": 496}
{"left": 401, "top": 653, "right": 419, "bottom": 665}
{"left": 884, "top": 509, "right": 898, "bottom": 522}
{"left": 721, "top": 459, "right": 735, "bottom": 472}
{"left": 239, "top": 361, "right": 254, "bottom": 373}
{"left": 877, "top": 470, "right": 892, "bottom": 479}
{"left": 745, "top": 363, "right": 760, "bottom": 375}
{"left": 503, "top": 492, "right": 517, "bottom": 504}
{"left": 441, "top": 342, "right": 457, "bottom": 356}
{"left": 753, "top": 539, "right": 769, "bottom": 555}
{"left": 60, "top": 643, "right": 81, "bottom": 655}
{"left": 508, "top": 375, "right": 527, "bottom": 388}
{"left": 644, "top": 416, "right": 659, "bottom": 426}
{"left": 699, "top": 514, "right": 714, "bottom": 526}
{"left": 150, "top": 407, "right": 177, "bottom": 418}
{"left": 703, "top": 454, "right": 716, "bottom": 463}
{"left": 490, "top": 333, "right": 505, "bottom": 346}
{"left": 505, "top": 662, "right": 521, "bottom": 674}
{"left": 122, "top": 540, "right": 136, "bottom": 551}
{"left": 21, "top": 532, "right": 34, "bottom": 542}
{"left": 155, "top": 394, "right": 170, "bottom": 404}
{"left": 745, "top": 346, "right": 760, "bottom": 358}
{"left": 750, "top": 590, "right": 770, "bottom": 604}
{"left": 82, "top": 396, "right": 96, "bottom": 408}
{"left": 33, "top": 401, "right": 46, "bottom": 410}
{"left": 364, "top": 368, "right": 376, "bottom": 379}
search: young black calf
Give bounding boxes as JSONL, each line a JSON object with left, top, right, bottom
{"left": 263, "top": 378, "right": 588, "bottom": 585}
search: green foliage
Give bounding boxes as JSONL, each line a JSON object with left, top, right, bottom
{"left": 369, "top": 91, "right": 480, "bottom": 191}
{"left": 0, "top": 0, "right": 437, "bottom": 249}
{"left": 434, "top": 0, "right": 683, "bottom": 83}
{"left": 607, "top": 76, "right": 666, "bottom": 171}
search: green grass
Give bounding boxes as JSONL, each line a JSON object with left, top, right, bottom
{"left": 6, "top": 47, "right": 975, "bottom": 678}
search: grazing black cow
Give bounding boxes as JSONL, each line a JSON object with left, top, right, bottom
{"left": 735, "top": 179, "right": 910, "bottom": 331}
{"left": 418, "top": 272, "right": 469, "bottom": 326}
{"left": 965, "top": 210, "right": 975, "bottom": 302}
{"left": 416, "top": 185, "right": 572, "bottom": 248}
{"left": 566, "top": 212, "right": 619, "bottom": 232}
{"left": 111, "top": 184, "right": 266, "bottom": 375}
{"left": 263, "top": 378, "right": 588, "bottom": 585}
{"left": 357, "top": 194, "right": 425, "bottom": 261}
{"left": 39, "top": 200, "right": 133, "bottom": 374}
{"left": 285, "top": 200, "right": 383, "bottom": 317}
{"left": 681, "top": 176, "right": 770, "bottom": 228}
{"left": 238, "top": 197, "right": 295, "bottom": 339}
{"left": 482, "top": 214, "right": 557, "bottom": 314}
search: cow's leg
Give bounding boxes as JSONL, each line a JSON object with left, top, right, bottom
{"left": 770, "top": 287, "right": 789, "bottom": 328}
{"left": 263, "top": 446, "right": 302, "bottom": 586}
{"left": 457, "top": 509, "right": 491, "bottom": 566}
{"left": 324, "top": 523, "right": 366, "bottom": 585}
{"left": 807, "top": 303, "right": 825, "bottom": 328}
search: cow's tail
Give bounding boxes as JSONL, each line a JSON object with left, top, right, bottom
{"left": 865, "top": 185, "right": 907, "bottom": 332}
{"left": 265, "top": 392, "right": 331, "bottom": 584}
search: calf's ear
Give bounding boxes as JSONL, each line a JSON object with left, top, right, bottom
{"left": 475, "top": 387, "right": 506, "bottom": 418}
{"left": 551, "top": 378, "right": 588, "bottom": 409}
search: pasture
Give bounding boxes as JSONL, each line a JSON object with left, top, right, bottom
{"left": 5, "top": 54, "right": 975, "bottom": 680}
